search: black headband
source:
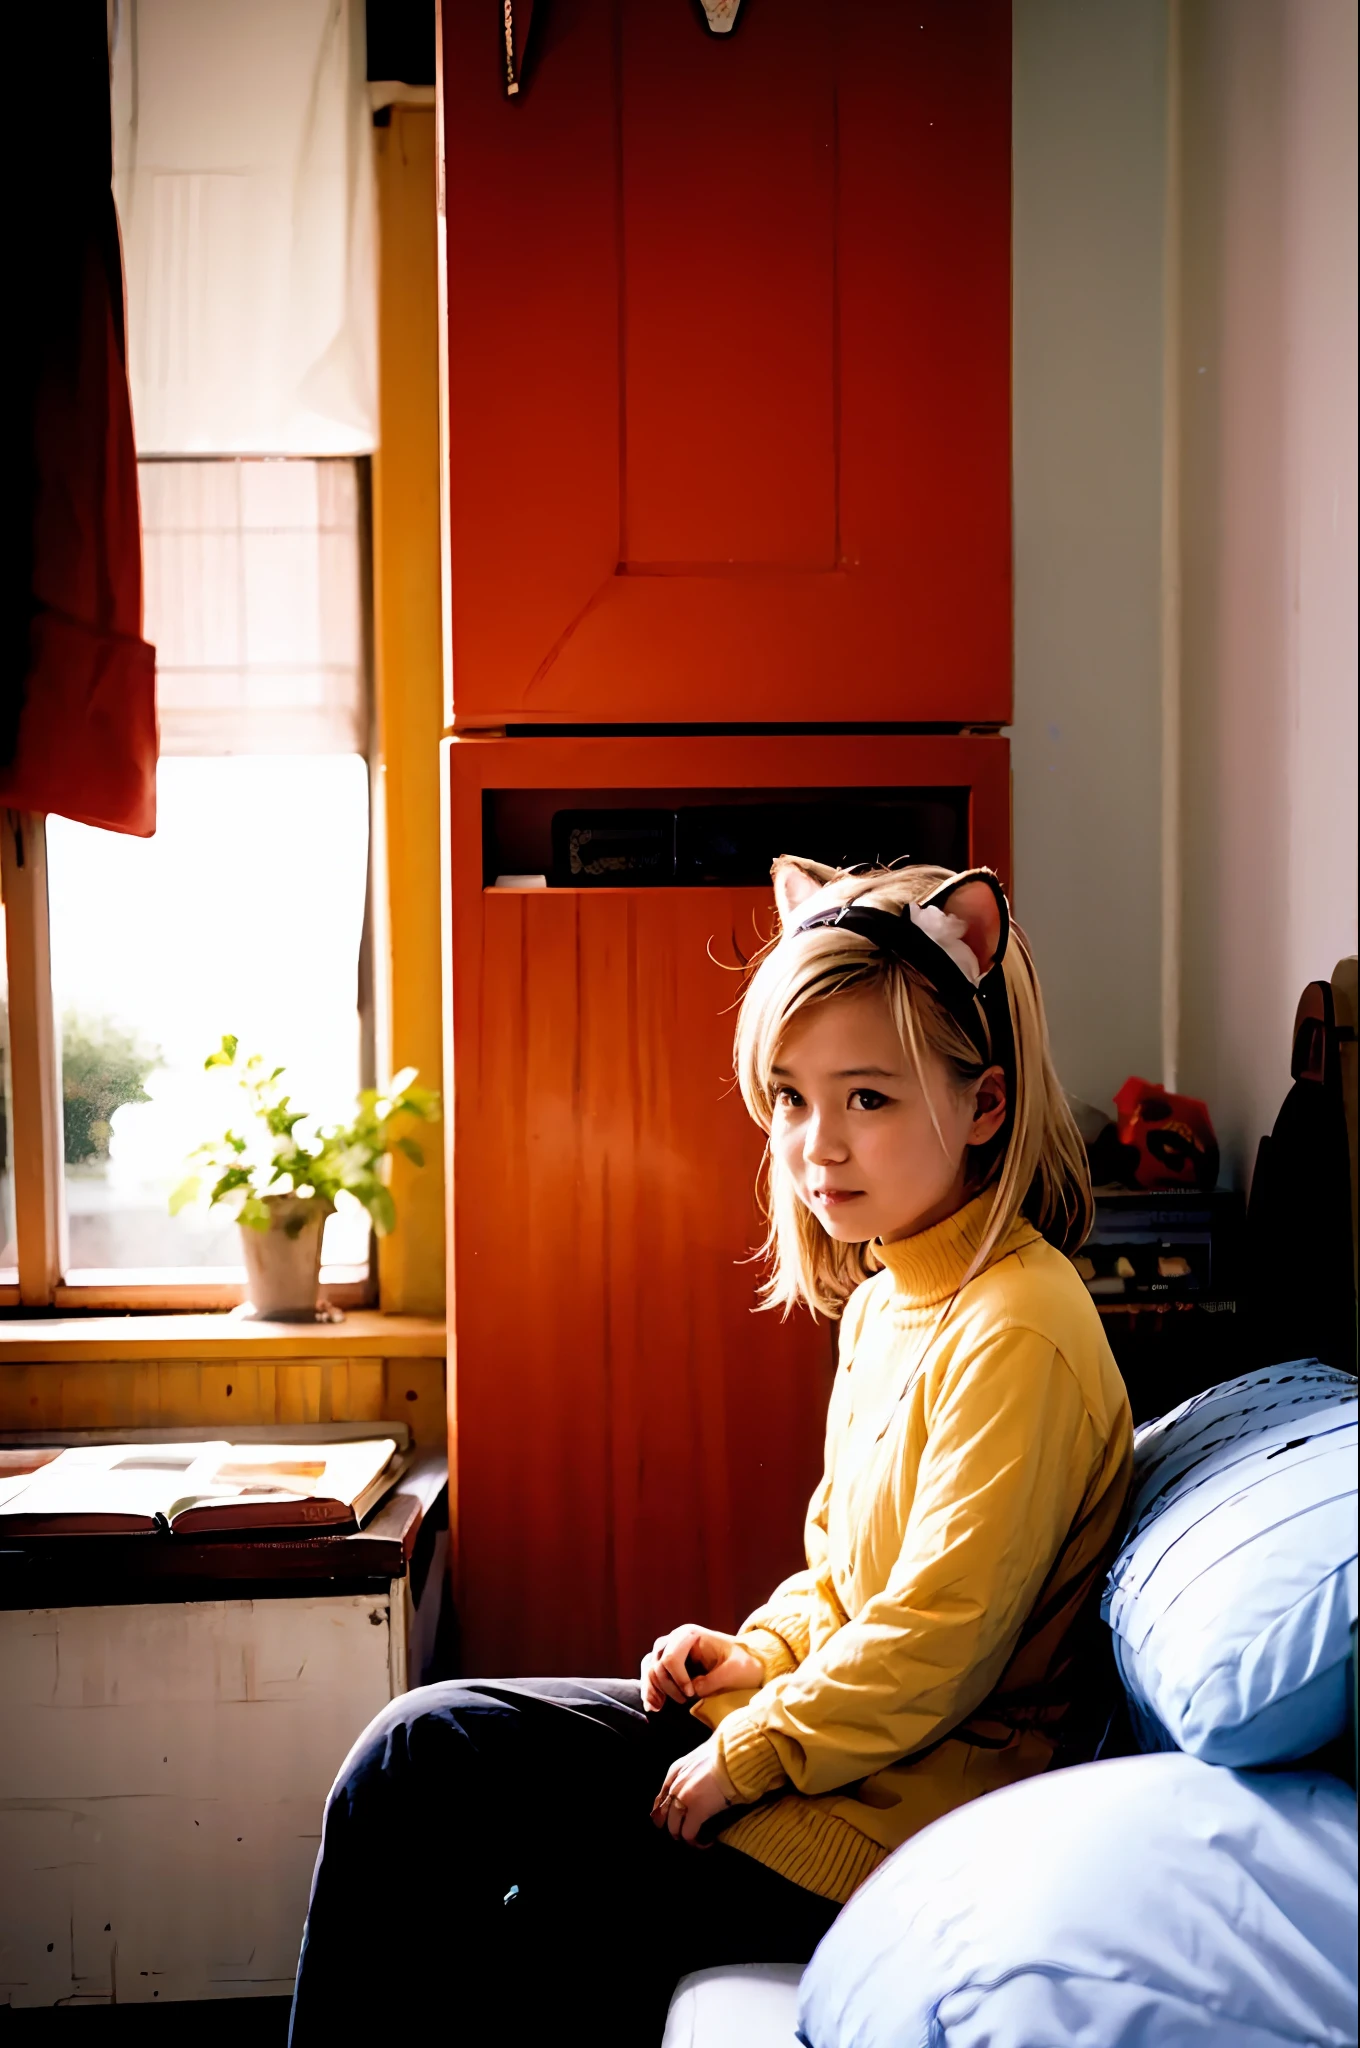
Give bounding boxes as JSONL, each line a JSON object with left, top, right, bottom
{"left": 795, "top": 869, "right": 1015, "bottom": 1075}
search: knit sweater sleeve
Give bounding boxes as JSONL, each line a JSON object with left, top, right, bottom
{"left": 715, "top": 1330, "right": 1096, "bottom": 1802}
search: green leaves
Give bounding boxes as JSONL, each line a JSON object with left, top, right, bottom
{"left": 168, "top": 1044, "right": 442, "bottom": 1239}
{"left": 209, "top": 1164, "right": 254, "bottom": 1205}
{"left": 263, "top": 1098, "right": 306, "bottom": 1140}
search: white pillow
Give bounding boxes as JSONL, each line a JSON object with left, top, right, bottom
{"left": 662, "top": 1964, "right": 802, "bottom": 2048}
{"left": 798, "top": 1753, "right": 1357, "bottom": 2048}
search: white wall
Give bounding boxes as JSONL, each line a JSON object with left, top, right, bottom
{"left": 1012, "top": 0, "right": 1169, "bottom": 1113}
{"left": 1178, "top": 0, "right": 1359, "bottom": 1180}
{"left": 1013, "top": 0, "right": 1359, "bottom": 1176}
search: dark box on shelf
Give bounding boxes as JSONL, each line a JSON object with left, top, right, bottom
{"left": 1080, "top": 1187, "right": 1244, "bottom": 1309}
{"left": 552, "top": 810, "right": 678, "bottom": 885}
{"left": 672, "top": 802, "right": 946, "bottom": 886}
{"left": 548, "top": 796, "right": 967, "bottom": 889}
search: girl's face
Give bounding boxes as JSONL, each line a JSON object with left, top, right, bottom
{"left": 769, "top": 986, "right": 1007, "bottom": 1246}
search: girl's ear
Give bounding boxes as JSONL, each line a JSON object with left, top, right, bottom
{"left": 965, "top": 1064, "right": 1008, "bottom": 1147}
{"left": 940, "top": 879, "right": 1004, "bottom": 978}
{"left": 771, "top": 855, "right": 840, "bottom": 931}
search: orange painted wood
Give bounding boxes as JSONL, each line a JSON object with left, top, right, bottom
{"left": 446, "top": 734, "right": 1010, "bottom": 1675}
{"left": 440, "top": 0, "right": 1012, "bottom": 729}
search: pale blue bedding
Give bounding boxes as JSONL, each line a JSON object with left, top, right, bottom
{"left": 797, "top": 1752, "right": 1357, "bottom": 2048}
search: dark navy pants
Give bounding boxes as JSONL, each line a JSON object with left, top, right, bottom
{"left": 289, "top": 1677, "right": 838, "bottom": 2045}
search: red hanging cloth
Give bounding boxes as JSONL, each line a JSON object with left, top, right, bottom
{"left": 1, "top": 7, "right": 156, "bottom": 835}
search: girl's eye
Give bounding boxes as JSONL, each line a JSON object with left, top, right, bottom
{"left": 850, "top": 1089, "right": 889, "bottom": 1111}
{"left": 774, "top": 1085, "right": 805, "bottom": 1110}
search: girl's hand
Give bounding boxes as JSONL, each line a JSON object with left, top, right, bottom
{"left": 640, "top": 1623, "right": 764, "bottom": 1712}
{"left": 650, "top": 1738, "right": 736, "bottom": 1845}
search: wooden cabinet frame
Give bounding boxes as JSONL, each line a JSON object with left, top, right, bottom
{"left": 444, "top": 731, "right": 1010, "bottom": 1673}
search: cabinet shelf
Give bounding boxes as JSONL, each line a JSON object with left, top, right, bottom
{"left": 482, "top": 783, "right": 969, "bottom": 889}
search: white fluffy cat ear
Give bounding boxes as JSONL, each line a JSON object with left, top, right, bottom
{"left": 771, "top": 855, "right": 839, "bottom": 931}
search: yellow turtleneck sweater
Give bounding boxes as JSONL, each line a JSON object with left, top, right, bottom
{"left": 694, "top": 1193, "right": 1133, "bottom": 1905}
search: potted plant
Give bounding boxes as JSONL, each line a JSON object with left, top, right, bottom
{"left": 171, "top": 1037, "right": 440, "bottom": 1321}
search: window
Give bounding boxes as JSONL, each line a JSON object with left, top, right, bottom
{"left": 1, "top": 458, "right": 375, "bottom": 1310}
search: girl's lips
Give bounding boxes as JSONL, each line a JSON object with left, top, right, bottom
{"left": 811, "top": 1188, "right": 864, "bottom": 1206}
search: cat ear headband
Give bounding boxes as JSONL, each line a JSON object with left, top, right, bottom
{"left": 793, "top": 869, "right": 1015, "bottom": 1075}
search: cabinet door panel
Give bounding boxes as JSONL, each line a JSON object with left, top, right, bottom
{"left": 622, "top": 2, "right": 836, "bottom": 567}
{"left": 440, "top": 0, "right": 1012, "bottom": 728}
{"left": 453, "top": 885, "right": 833, "bottom": 1675}
{"left": 446, "top": 732, "right": 1010, "bottom": 1676}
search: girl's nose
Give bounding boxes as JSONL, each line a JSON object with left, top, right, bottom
{"left": 805, "top": 1113, "right": 849, "bottom": 1167}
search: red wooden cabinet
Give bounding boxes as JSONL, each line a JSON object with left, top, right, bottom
{"left": 440, "top": 0, "right": 1012, "bottom": 730}
{"left": 445, "top": 735, "right": 1010, "bottom": 1675}
{"left": 439, "top": 6, "right": 1015, "bottom": 1672}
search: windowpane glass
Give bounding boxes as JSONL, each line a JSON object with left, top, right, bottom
{"left": 0, "top": 899, "right": 16, "bottom": 1277}
{"left": 48, "top": 757, "right": 371, "bottom": 1276}
{"left": 144, "top": 458, "right": 366, "bottom": 757}
{"left": 45, "top": 454, "right": 373, "bottom": 1285}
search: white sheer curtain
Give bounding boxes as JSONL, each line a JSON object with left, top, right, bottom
{"left": 111, "top": 0, "right": 377, "bottom": 456}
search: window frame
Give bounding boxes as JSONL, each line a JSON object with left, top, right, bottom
{"left": 2, "top": 101, "right": 448, "bottom": 1320}
{"left": 0, "top": 811, "right": 63, "bottom": 1308}
{"left": 1, "top": 808, "right": 378, "bottom": 1313}
{"left": 4, "top": 452, "right": 380, "bottom": 1305}
{"left": 0, "top": 453, "right": 383, "bottom": 1314}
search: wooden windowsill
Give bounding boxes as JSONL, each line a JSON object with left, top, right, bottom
{"left": 0, "top": 1310, "right": 447, "bottom": 1363}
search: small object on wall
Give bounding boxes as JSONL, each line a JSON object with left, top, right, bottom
{"left": 1113, "top": 1076, "right": 1220, "bottom": 1192}
{"left": 502, "top": 0, "right": 536, "bottom": 96}
{"left": 695, "top": 0, "right": 745, "bottom": 32}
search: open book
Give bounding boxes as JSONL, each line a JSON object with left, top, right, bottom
{"left": 0, "top": 1438, "right": 403, "bottom": 1537}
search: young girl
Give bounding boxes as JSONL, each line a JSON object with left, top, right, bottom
{"left": 289, "top": 860, "right": 1133, "bottom": 2045}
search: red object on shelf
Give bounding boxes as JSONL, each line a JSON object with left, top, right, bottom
{"left": 445, "top": 733, "right": 1010, "bottom": 1676}
{"left": 1113, "top": 1077, "right": 1221, "bottom": 1192}
{"left": 439, "top": 0, "right": 1012, "bottom": 729}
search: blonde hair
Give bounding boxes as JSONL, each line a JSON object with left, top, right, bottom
{"left": 735, "top": 863, "right": 1093, "bottom": 1319}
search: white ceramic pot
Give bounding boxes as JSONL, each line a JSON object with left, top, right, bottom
{"left": 238, "top": 1193, "right": 334, "bottom": 1321}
